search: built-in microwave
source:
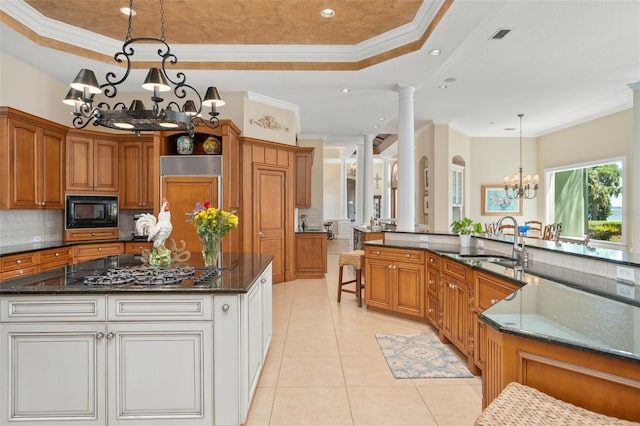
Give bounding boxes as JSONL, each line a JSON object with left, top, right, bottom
{"left": 65, "top": 195, "right": 119, "bottom": 229}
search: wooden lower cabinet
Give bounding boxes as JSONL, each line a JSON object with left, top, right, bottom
{"left": 74, "top": 243, "right": 124, "bottom": 263}
{"left": 440, "top": 258, "right": 481, "bottom": 375}
{"left": 294, "top": 232, "right": 327, "bottom": 278}
{"left": 124, "top": 241, "right": 153, "bottom": 255}
{"left": 441, "top": 270, "right": 471, "bottom": 353}
{"left": 0, "top": 252, "right": 39, "bottom": 281}
{"left": 472, "top": 270, "right": 519, "bottom": 370}
{"left": 426, "top": 252, "right": 441, "bottom": 328}
{"left": 483, "top": 325, "right": 640, "bottom": 422}
{"left": 365, "top": 246, "right": 425, "bottom": 320}
{"left": 39, "top": 247, "right": 73, "bottom": 271}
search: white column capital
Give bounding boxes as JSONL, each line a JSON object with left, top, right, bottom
{"left": 628, "top": 81, "right": 640, "bottom": 90}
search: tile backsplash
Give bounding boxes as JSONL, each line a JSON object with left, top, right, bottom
{"left": 0, "top": 209, "right": 151, "bottom": 248}
{"left": 0, "top": 209, "right": 64, "bottom": 247}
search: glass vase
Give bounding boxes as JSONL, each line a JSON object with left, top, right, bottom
{"left": 199, "top": 233, "right": 221, "bottom": 268}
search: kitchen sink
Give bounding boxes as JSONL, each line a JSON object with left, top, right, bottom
{"left": 460, "top": 255, "right": 515, "bottom": 263}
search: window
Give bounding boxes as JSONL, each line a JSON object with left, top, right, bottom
{"left": 545, "top": 158, "right": 623, "bottom": 244}
{"left": 451, "top": 164, "right": 464, "bottom": 221}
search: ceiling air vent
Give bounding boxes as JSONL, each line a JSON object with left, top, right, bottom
{"left": 490, "top": 29, "right": 511, "bottom": 40}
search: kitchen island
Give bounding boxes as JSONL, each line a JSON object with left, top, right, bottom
{"left": 362, "top": 232, "right": 640, "bottom": 422}
{"left": 0, "top": 253, "right": 273, "bottom": 426}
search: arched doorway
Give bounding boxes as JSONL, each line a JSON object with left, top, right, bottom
{"left": 390, "top": 161, "right": 398, "bottom": 219}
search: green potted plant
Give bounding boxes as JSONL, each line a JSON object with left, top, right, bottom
{"left": 450, "top": 217, "right": 482, "bottom": 247}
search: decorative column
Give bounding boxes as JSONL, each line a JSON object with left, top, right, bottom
{"left": 396, "top": 85, "right": 416, "bottom": 231}
{"left": 629, "top": 81, "right": 640, "bottom": 252}
{"left": 355, "top": 144, "right": 365, "bottom": 226}
{"left": 362, "top": 134, "right": 375, "bottom": 225}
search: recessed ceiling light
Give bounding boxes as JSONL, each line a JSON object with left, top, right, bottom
{"left": 321, "top": 8, "right": 335, "bottom": 18}
{"left": 378, "top": 117, "right": 385, "bottom": 121}
{"left": 341, "top": 88, "right": 350, "bottom": 93}
{"left": 444, "top": 77, "right": 457, "bottom": 83}
{"left": 373, "top": 124, "right": 379, "bottom": 128}
{"left": 119, "top": 6, "right": 136, "bottom": 16}
{"left": 439, "top": 84, "right": 448, "bottom": 89}
{"left": 429, "top": 49, "right": 442, "bottom": 56}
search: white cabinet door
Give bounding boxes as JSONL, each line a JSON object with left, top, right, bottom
{"left": 246, "top": 283, "right": 262, "bottom": 403}
{"left": 0, "top": 323, "right": 105, "bottom": 426}
{"left": 106, "top": 322, "right": 213, "bottom": 426}
{"left": 260, "top": 264, "right": 273, "bottom": 358}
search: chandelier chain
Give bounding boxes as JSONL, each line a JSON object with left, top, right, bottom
{"left": 125, "top": 0, "right": 134, "bottom": 42}
{"left": 160, "top": 0, "right": 166, "bottom": 42}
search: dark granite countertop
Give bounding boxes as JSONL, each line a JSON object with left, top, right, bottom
{"left": 0, "top": 252, "right": 273, "bottom": 295}
{"left": 363, "top": 239, "right": 640, "bottom": 363}
{"left": 0, "top": 237, "right": 150, "bottom": 257}
{"left": 295, "top": 229, "right": 327, "bottom": 234}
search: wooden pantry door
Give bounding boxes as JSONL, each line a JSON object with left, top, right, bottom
{"left": 253, "top": 165, "right": 286, "bottom": 283}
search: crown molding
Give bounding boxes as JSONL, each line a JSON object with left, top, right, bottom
{"left": 0, "top": 0, "right": 446, "bottom": 65}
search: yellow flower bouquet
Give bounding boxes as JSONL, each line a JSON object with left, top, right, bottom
{"left": 190, "top": 202, "right": 238, "bottom": 267}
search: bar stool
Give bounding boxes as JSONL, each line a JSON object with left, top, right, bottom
{"left": 337, "top": 250, "right": 365, "bottom": 307}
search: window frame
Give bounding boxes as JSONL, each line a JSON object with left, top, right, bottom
{"left": 544, "top": 156, "right": 626, "bottom": 248}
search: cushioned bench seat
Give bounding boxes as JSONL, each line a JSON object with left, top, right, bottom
{"left": 475, "top": 382, "right": 639, "bottom": 425}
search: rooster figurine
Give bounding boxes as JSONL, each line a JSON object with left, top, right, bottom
{"left": 135, "top": 198, "right": 173, "bottom": 267}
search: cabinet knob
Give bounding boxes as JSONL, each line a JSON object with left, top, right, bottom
{"left": 376, "top": 250, "right": 380, "bottom": 255}
{"left": 106, "top": 332, "right": 115, "bottom": 340}
{"left": 16, "top": 259, "right": 21, "bottom": 264}
{"left": 18, "top": 270, "right": 24, "bottom": 275}
{"left": 91, "top": 232, "right": 96, "bottom": 236}
{"left": 260, "top": 277, "right": 267, "bottom": 284}
{"left": 406, "top": 253, "right": 411, "bottom": 258}
{"left": 429, "top": 258, "right": 434, "bottom": 263}
{"left": 429, "top": 308, "right": 433, "bottom": 313}
{"left": 96, "top": 332, "right": 105, "bottom": 340}
{"left": 222, "top": 304, "right": 230, "bottom": 312}
{"left": 98, "top": 248, "right": 102, "bottom": 252}
{"left": 258, "top": 232, "right": 265, "bottom": 238}
{"left": 429, "top": 279, "right": 434, "bottom": 285}
{"left": 491, "top": 298, "right": 499, "bottom": 305}
{"left": 55, "top": 252, "right": 60, "bottom": 257}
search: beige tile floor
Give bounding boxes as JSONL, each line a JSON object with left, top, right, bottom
{"left": 244, "top": 239, "right": 483, "bottom": 426}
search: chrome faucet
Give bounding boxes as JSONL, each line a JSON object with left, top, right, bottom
{"left": 583, "top": 231, "right": 596, "bottom": 251}
{"left": 497, "top": 215, "right": 528, "bottom": 264}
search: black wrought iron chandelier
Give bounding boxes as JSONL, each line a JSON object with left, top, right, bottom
{"left": 63, "top": 0, "right": 224, "bottom": 136}
{"left": 504, "top": 114, "right": 539, "bottom": 199}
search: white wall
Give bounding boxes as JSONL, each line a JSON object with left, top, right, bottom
{"left": 470, "top": 135, "right": 539, "bottom": 222}
{"left": 323, "top": 161, "right": 343, "bottom": 220}
{"left": 538, "top": 110, "right": 631, "bottom": 170}
{"left": 0, "top": 53, "right": 71, "bottom": 126}
{"left": 414, "top": 122, "right": 435, "bottom": 228}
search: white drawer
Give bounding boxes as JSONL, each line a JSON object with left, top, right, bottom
{"left": 1, "top": 296, "right": 106, "bottom": 322}
{"left": 107, "top": 295, "right": 213, "bottom": 321}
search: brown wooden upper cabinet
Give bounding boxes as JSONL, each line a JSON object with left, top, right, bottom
{"left": 119, "top": 136, "right": 154, "bottom": 209}
{"left": 295, "top": 147, "right": 314, "bottom": 208}
{"left": 0, "top": 107, "right": 66, "bottom": 209}
{"left": 66, "top": 131, "right": 119, "bottom": 193}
